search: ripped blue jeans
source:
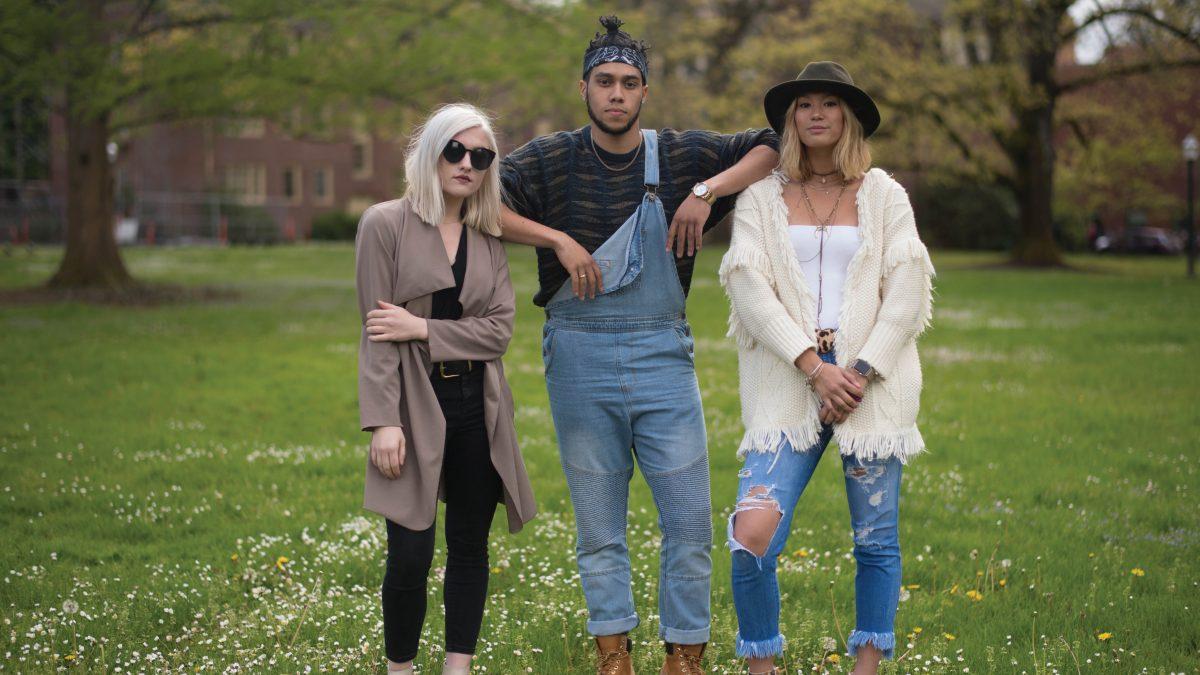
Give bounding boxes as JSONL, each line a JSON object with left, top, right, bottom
{"left": 728, "top": 353, "right": 903, "bottom": 660}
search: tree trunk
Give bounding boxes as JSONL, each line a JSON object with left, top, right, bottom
{"left": 1009, "top": 29, "right": 1065, "bottom": 267}
{"left": 48, "top": 104, "right": 133, "bottom": 289}
{"left": 1010, "top": 103, "right": 1064, "bottom": 266}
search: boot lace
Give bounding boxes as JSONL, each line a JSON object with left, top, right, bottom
{"left": 597, "top": 647, "right": 628, "bottom": 675}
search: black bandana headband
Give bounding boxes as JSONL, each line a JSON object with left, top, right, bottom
{"left": 581, "top": 16, "right": 649, "bottom": 83}
{"left": 582, "top": 46, "right": 648, "bottom": 82}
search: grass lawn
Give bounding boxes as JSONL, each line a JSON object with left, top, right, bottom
{"left": 1, "top": 244, "right": 1197, "bottom": 673}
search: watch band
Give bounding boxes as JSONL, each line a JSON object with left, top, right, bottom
{"left": 850, "top": 359, "right": 875, "bottom": 379}
{"left": 693, "top": 182, "right": 717, "bottom": 205}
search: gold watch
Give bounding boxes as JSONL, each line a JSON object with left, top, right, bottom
{"left": 691, "top": 182, "right": 717, "bottom": 205}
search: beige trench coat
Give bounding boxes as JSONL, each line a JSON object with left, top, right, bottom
{"left": 355, "top": 198, "right": 536, "bottom": 533}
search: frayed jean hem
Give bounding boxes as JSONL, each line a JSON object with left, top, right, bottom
{"left": 735, "top": 632, "right": 785, "bottom": 659}
{"left": 847, "top": 629, "right": 895, "bottom": 660}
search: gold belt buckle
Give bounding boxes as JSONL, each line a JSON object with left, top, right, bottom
{"left": 438, "top": 361, "right": 471, "bottom": 379}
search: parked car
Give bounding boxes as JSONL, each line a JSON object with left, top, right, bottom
{"left": 1094, "top": 227, "right": 1183, "bottom": 255}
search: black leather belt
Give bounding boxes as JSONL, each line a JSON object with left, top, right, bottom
{"left": 433, "top": 360, "right": 480, "bottom": 379}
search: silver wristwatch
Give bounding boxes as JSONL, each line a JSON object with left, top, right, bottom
{"left": 849, "top": 359, "right": 876, "bottom": 380}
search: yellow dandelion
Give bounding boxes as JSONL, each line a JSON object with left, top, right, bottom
{"left": 64, "top": 653, "right": 77, "bottom": 662}
{"left": 949, "top": 583, "right": 960, "bottom": 594}
{"left": 275, "top": 555, "right": 289, "bottom": 570}
{"left": 491, "top": 566, "right": 502, "bottom": 574}
{"left": 825, "top": 654, "right": 840, "bottom": 664}
{"left": 1088, "top": 552, "right": 1095, "bottom": 558}
{"left": 1097, "top": 632, "right": 1113, "bottom": 641}
{"left": 906, "top": 584, "right": 920, "bottom": 590}
{"left": 999, "top": 579, "right": 1007, "bottom": 587}
{"left": 1130, "top": 568, "right": 1145, "bottom": 577}
{"left": 966, "top": 590, "right": 983, "bottom": 601}
{"left": 912, "top": 627, "right": 923, "bottom": 634}
{"left": 976, "top": 571, "right": 984, "bottom": 577}
{"left": 230, "top": 553, "right": 239, "bottom": 562}
{"left": 797, "top": 549, "right": 809, "bottom": 558}
{"left": 943, "top": 633, "right": 956, "bottom": 641}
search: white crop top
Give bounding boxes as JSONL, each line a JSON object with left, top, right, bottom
{"left": 788, "top": 225, "right": 861, "bottom": 330}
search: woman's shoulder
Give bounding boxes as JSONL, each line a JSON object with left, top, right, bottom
{"left": 740, "top": 172, "right": 785, "bottom": 204}
{"left": 359, "top": 198, "right": 416, "bottom": 234}
{"left": 862, "top": 167, "right": 909, "bottom": 198}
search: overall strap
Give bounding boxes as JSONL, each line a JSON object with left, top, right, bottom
{"left": 642, "top": 129, "right": 659, "bottom": 191}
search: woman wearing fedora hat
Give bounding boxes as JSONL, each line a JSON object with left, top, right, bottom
{"left": 718, "top": 62, "right": 934, "bottom": 675}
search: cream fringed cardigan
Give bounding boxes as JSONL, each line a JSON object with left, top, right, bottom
{"left": 718, "top": 168, "right": 934, "bottom": 462}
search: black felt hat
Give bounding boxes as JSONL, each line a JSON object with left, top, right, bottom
{"left": 763, "top": 61, "right": 880, "bottom": 138}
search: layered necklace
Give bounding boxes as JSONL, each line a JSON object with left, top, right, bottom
{"left": 792, "top": 175, "right": 850, "bottom": 320}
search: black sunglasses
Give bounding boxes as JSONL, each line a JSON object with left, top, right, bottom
{"left": 442, "top": 140, "right": 496, "bottom": 171}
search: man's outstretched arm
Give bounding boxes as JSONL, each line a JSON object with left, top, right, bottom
{"left": 668, "top": 143, "right": 779, "bottom": 257}
{"left": 500, "top": 205, "right": 604, "bottom": 300}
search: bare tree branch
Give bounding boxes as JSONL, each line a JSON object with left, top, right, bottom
{"left": 1062, "top": 4, "right": 1200, "bottom": 47}
{"left": 1057, "top": 57, "right": 1200, "bottom": 94}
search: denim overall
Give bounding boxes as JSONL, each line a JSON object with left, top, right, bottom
{"left": 542, "top": 130, "right": 712, "bottom": 644}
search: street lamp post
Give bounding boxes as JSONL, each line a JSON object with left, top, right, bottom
{"left": 1184, "top": 134, "right": 1198, "bottom": 278}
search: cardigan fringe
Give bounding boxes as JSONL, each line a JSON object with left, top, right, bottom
{"left": 718, "top": 247, "right": 777, "bottom": 351}
{"left": 835, "top": 425, "right": 927, "bottom": 463}
{"left": 736, "top": 422, "right": 823, "bottom": 459}
{"left": 884, "top": 236, "right": 936, "bottom": 331}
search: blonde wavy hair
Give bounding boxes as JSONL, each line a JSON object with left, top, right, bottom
{"left": 778, "top": 95, "right": 871, "bottom": 183}
{"left": 403, "top": 103, "right": 502, "bottom": 236}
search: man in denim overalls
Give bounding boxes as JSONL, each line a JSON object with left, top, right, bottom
{"left": 500, "top": 16, "right": 779, "bottom": 674}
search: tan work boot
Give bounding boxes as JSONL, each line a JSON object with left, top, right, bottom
{"left": 660, "top": 642, "right": 705, "bottom": 675}
{"left": 595, "top": 634, "right": 635, "bottom": 675}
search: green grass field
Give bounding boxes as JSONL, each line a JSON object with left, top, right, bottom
{"left": 1, "top": 244, "right": 1197, "bottom": 673}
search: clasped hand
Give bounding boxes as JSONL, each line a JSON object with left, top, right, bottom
{"left": 366, "top": 300, "right": 428, "bottom": 341}
{"left": 814, "top": 366, "right": 867, "bottom": 425}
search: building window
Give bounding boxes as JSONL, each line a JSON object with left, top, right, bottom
{"left": 313, "top": 166, "right": 334, "bottom": 206}
{"left": 223, "top": 117, "right": 266, "bottom": 139}
{"left": 224, "top": 164, "right": 266, "bottom": 204}
{"left": 346, "top": 196, "right": 374, "bottom": 217}
{"left": 282, "top": 166, "right": 303, "bottom": 204}
{"left": 352, "top": 133, "right": 373, "bottom": 180}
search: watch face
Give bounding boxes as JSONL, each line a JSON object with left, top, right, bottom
{"left": 693, "top": 183, "right": 709, "bottom": 198}
{"left": 853, "top": 360, "right": 871, "bottom": 375}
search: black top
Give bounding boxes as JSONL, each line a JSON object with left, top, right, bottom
{"left": 500, "top": 125, "right": 779, "bottom": 306}
{"left": 430, "top": 224, "right": 468, "bottom": 321}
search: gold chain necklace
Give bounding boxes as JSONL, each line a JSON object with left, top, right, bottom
{"left": 590, "top": 133, "right": 643, "bottom": 172}
{"left": 799, "top": 181, "right": 848, "bottom": 231}
{"left": 797, "top": 180, "right": 849, "bottom": 320}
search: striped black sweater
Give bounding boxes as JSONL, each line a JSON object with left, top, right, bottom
{"left": 500, "top": 125, "right": 778, "bottom": 307}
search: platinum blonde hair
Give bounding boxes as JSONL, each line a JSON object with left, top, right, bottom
{"left": 403, "top": 103, "right": 502, "bottom": 236}
{"left": 779, "top": 95, "right": 871, "bottom": 183}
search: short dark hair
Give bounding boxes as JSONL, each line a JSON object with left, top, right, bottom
{"left": 587, "top": 15, "right": 650, "bottom": 54}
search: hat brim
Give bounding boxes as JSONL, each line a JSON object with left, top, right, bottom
{"left": 763, "top": 79, "right": 881, "bottom": 138}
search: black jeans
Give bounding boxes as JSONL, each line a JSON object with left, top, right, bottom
{"left": 382, "top": 366, "right": 503, "bottom": 663}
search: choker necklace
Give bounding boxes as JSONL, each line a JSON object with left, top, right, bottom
{"left": 591, "top": 132, "right": 643, "bottom": 172}
{"left": 810, "top": 168, "right": 839, "bottom": 184}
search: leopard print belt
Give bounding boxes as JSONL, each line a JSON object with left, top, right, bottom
{"left": 815, "top": 328, "right": 837, "bottom": 354}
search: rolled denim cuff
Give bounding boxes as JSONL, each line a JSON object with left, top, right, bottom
{"left": 662, "top": 624, "right": 710, "bottom": 645}
{"left": 587, "top": 613, "right": 639, "bottom": 638}
{"left": 847, "top": 629, "right": 895, "bottom": 660}
{"left": 734, "top": 632, "right": 785, "bottom": 659}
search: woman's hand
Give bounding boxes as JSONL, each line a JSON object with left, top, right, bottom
{"left": 370, "top": 425, "right": 405, "bottom": 479}
{"left": 819, "top": 399, "right": 849, "bottom": 425}
{"left": 553, "top": 233, "right": 603, "bottom": 300}
{"left": 812, "top": 364, "right": 863, "bottom": 416}
{"left": 366, "top": 300, "right": 429, "bottom": 342}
